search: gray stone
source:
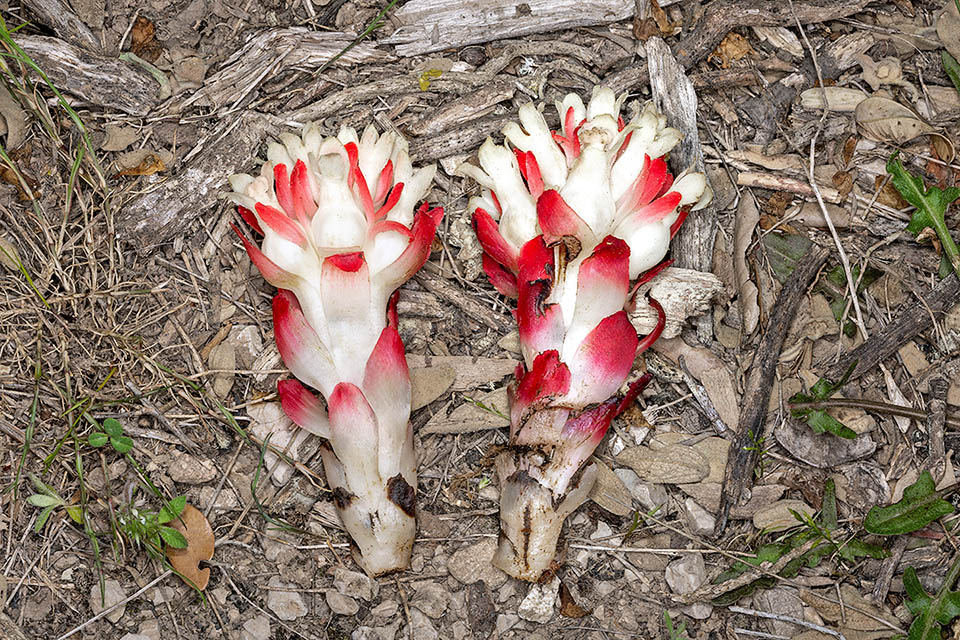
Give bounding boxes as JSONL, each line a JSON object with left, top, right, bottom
{"left": 447, "top": 539, "right": 507, "bottom": 589}
{"left": 517, "top": 576, "right": 558, "bottom": 623}
{"left": 325, "top": 589, "right": 359, "bottom": 616}
{"left": 89, "top": 579, "right": 126, "bottom": 623}
{"left": 754, "top": 587, "right": 805, "bottom": 636}
{"left": 615, "top": 468, "right": 668, "bottom": 510}
{"left": 266, "top": 577, "right": 307, "bottom": 621}
{"left": 167, "top": 451, "right": 218, "bottom": 484}
{"left": 411, "top": 581, "right": 449, "bottom": 618}
{"left": 681, "top": 602, "right": 714, "bottom": 620}
{"left": 680, "top": 497, "right": 716, "bottom": 536}
{"left": 333, "top": 566, "right": 379, "bottom": 601}
{"left": 495, "top": 613, "right": 521, "bottom": 635}
{"left": 409, "top": 608, "right": 439, "bottom": 640}
{"left": 665, "top": 553, "right": 707, "bottom": 595}
{"left": 370, "top": 600, "right": 399, "bottom": 619}
{"left": 242, "top": 615, "right": 271, "bottom": 640}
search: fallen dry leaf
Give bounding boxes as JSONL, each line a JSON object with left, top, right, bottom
{"left": 131, "top": 16, "right": 163, "bottom": 63}
{"left": 937, "top": 0, "right": 960, "bottom": 61}
{"left": 0, "top": 86, "right": 28, "bottom": 149}
{"left": 800, "top": 86, "right": 867, "bottom": 112}
{"left": 421, "top": 387, "right": 509, "bottom": 434}
{"left": 588, "top": 460, "right": 633, "bottom": 516}
{"left": 855, "top": 96, "right": 955, "bottom": 161}
{"left": 113, "top": 152, "right": 165, "bottom": 178}
{"left": 165, "top": 504, "right": 214, "bottom": 590}
{"left": 0, "top": 236, "right": 23, "bottom": 272}
{"left": 0, "top": 144, "right": 39, "bottom": 200}
{"left": 800, "top": 584, "right": 900, "bottom": 633}
{"left": 558, "top": 581, "right": 592, "bottom": 618}
{"left": 652, "top": 337, "right": 741, "bottom": 429}
{"left": 733, "top": 195, "right": 761, "bottom": 335}
{"left": 616, "top": 444, "right": 709, "bottom": 484}
{"left": 752, "top": 499, "right": 815, "bottom": 531}
{"left": 709, "top": 32, "right": 754, "bottom": 68}
{"left": 409, "top": 365, "right": 456, "bottom": 411}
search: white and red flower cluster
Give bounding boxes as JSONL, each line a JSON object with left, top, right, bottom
{"left": 458, "top": 87, "right": 711, "bottom": 580}
{"left": 228, "top": 124, "right": 442, "bottom": 576}
{"left": 229, "top": 87, "right": 710, "bottom": 582}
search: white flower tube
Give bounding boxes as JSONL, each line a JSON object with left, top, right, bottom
{"left": 228, "top": 124, "right": 442, "bottom": 576}
{"left": 460, "top": 87, "right": 711, "bottom": 580}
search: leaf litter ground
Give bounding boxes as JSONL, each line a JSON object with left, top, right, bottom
{"left": 1, "top": 0, "right": 960, "bottom": 639}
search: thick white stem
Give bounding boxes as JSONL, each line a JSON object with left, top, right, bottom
{"left": 493, "top": 450, "right": 597, "bottom": 581}
{"left": 320, "top": 444, "right": 417, "bottom": 577}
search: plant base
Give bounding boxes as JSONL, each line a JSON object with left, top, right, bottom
{"left": 492, "top": 450, "right": 598, "bottom": 581}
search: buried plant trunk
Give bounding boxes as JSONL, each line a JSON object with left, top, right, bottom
{"left": 227, "top": 124, "right": 442, "bottom": 576}
{"left": 460, "top": 87, "right": 711, "bottom": 580}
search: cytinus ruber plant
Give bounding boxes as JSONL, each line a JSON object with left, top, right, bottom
{"left": 459, "top": 87, "right": 712, "bottom": 581}
{"left": 228, "top": 124, "right": 442, "bottom": 576}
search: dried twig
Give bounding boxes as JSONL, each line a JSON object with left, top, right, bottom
{"left": 716, "top": 246, "right": 830, "bottom": 534}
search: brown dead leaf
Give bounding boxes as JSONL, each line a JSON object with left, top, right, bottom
{"left": 733, "top": 196, "right": 761, "bottom": 335}
{"left": 588, "top": 460, "right": 633, "bottom": 516}
{"left": 831, "top": 170, "right": 854, "bottom": 200}
{"left": 165, "top": 504, "right": 214, "bottom": 590}
{"left": 558, "top": 581, "right": 592, "bottom": 618}
{"left": 709, "top": 33, "right": 754, "bottom": 69}
{"left": 0, "top": 236, "right": 22, "bottom": 272}
{"left": 409, "top": 365, "right": 456, "bottom": 411}
{"left": 131, "top": 17, "right": 163, "bottom": 63}
{"left": 752, "top": 499, "right": 815, "bottom": 531}
{"left": 855, "top": 96, "right": 955, "bottom": 162}
{"left": 616, "top": 444, "right": 709, "bottom": 484}
{"left": 633, "top": 0, "right": 675, "bottom": 41}
{"left": 0, "top": 144, "right": 39, "bottom": 200}
{"left": 937, "top": 0, "right": 960, "bottom": 62}
{"left": 801, "top": 584, "right": 900, "bottom": 633}
{"left": 113, "top": 153, "right": 165, "bottom": 178}
{"left": 874, "top": 175, "right": 910, "bottom": 208}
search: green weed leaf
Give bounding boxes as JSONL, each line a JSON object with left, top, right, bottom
{"left": 103, "top": 418, "right": 124, "bottom": 438}
{"left": 88, "top": 431, "right": 108, "bottom": 448}
{"left": 903, "top": 565, "right": 960, "bottom": 640}
{"left": 864, "top": 471, "right": 954, "bottom": 535}
{"left": 789, "top": 362, "right": 858, "bottom": 439}
{"left": 27, "top": 493, "right": 61, "bottom": 508}
{"left": 159, "top": 526, "right": 188, "bottom": 549}
{"left": 110, "top": 435, "right": 133, "bottom": 454}
{"left": 886, "top": 152, "right": 960, "bottom": 278}
{"left": 158, "top": 496, "right": 187, "bottom": 524}
{"left": 64, "top": 505, "right": 84, "bottom": 524}
{"left": 34, "top": 505, "right": 55, "bottom": 532}
{"left": 944, "top": 51, "right": 960, "bottom": 94}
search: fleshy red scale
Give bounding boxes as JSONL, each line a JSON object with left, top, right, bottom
{"left": 278, "top": 378, "right": 329, "bottom": 437}
{"left": 373, "top": 160, "right": 394, "bottom": 205}
{"left": 636, "top": 297, "right": 666, "bottom": 355}
{"left": 274, "top": 163, "right": 295, "bottom": 217}
{"left": 232, "top": 224, "right": 295, "bottom": 287}
{"left": 237, "top": 206, "right": 264, "bottom": 235}
{"left": 374, "top": 183, "right": 404, "bottom": 221}
{"left": 290, "top": 160, "right": 315, "bottom": 225}
{"left": 537, "top": 190, "right": 595, "bottom": 244}
{"left": 254, "top": 202, "right": 307, "bottom": 246}
{"left": 327, "top": 251, "right": 365, "bottom": 273}
{"left": 481, "top": 253, "right": 519, "bottom": 298}
{"left": 472, "top": 208, "right": 519, "bottom": 274}
{"left": 567, "top": 311, "right": 639, "bottom": 405}
{"left": 510, "top": 350, "right": 571, "bottom": 427}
